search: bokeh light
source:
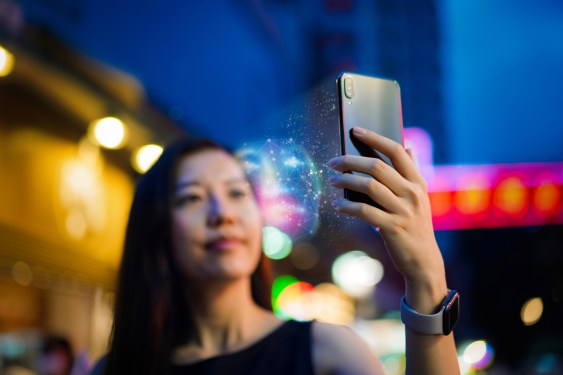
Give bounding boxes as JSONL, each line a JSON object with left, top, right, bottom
{"left": 493, "top": 177, "right": 528, "bottom": 215}
{"left": 380, "top": 354, "right": 406, "bottom": 375}
{"left": 455, "top": 174, "right": 491, "bottom": 215}
{"left": 461, "top": 340, "right": 495, "bottom": 370}
{"left": 521, "top": 297, "right": 544, "bottom": 326}
{"left": 262, "top": 226, "right": 293, "bottom": 260}
{"left": 271, "top": 275, "right": 299, "bottom": 308}
{"left": 427, "top": 175, "right": 453, "bottom": 217}
{"left": 132, "top": 144, "right": 163, "bottom": 173}
{"left": 289, "top": 242, "right": 320, "bottom": 270}
{"left": 313, "top": 283, "right": 355, "bottom": 324}
{"left": 274, "top": 281, "right": 316, "bottom": 321}
{"left": 0, "top": 45, "right": 15, "bottom": 77}
{"left": 88, "top": 117, "right": 126, "bottom": 149}
{"left": 533, "top": 182, "right": 560, "bottom": 216}
{"left": 12, "top": 261, "right": 33, "bottom": 287}
{"left": 331, "top": 251, "right": 384, "bottom": 298}
{"left": 65, "top": 208, "right": 88, "bottom": 240}
{"left": 271, "top": 278, "right": 356, "bottom": 324}
{"left": 237, "top": 139, "right": 321, "bottom": 240}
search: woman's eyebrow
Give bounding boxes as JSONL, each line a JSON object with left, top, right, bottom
{"left": 175, "top": 180, "right": 199, "bottom": 191}
{"left": 175, "top": 177, "right": 248, "bottom": 191}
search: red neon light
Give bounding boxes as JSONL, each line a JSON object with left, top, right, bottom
{"left": 492, "top": 177, "right": 529, "bottom": 217}
{"left": 404, "top": 128, "right": 562, "bottom": 230}
{"left": 533, "top": 183, "right": 561, "bottom": 216}
{"left": 427, "top": 162, "right": 563, "bottom": 230}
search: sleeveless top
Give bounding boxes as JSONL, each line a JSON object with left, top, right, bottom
{"left": 168, "top": 320, "right": 314, "bottom": 375}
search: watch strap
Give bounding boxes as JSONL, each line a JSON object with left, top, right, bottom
{"left": 400, "top": 296, "right": 445, "bottom": 335}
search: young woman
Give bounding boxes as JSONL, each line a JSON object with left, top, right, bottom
{"left": 92, "top": 127, "right": 460, "bottom": 375}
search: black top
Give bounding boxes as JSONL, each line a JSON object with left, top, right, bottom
{"left": 168, "top": 320, "right": 314, "bottom": 375}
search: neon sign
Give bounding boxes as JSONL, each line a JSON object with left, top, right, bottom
{"left": 405, "top": 128, "right": 562, "bottom": 230}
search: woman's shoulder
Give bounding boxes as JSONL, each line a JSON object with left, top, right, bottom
{"left": 311, "top": 321, "right": 386, "bottom": 375}
{"left": 88, "top": 355, "right": 107, "bottom": 375}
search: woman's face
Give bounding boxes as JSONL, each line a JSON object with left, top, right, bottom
{"left": 171, "top": 149, "right": 263, "bottom": 283}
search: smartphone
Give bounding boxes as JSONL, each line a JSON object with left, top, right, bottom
{"left": 336, "top": 72, "right": 404, "bottom": 207}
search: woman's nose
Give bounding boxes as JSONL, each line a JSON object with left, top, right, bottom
{"left": 208, "top": 196, "right": 236, "bottom": 226}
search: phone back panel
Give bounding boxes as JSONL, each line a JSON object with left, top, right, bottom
{"left": 336, "top": 72, "right": 404, "bottom": 205}
{"left": 337, "top": 72, "right": 404, "bottom": 164}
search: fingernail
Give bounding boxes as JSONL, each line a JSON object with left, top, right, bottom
{"left": 331, "top": 199, "right": 339, "bottom": 208}
{"left": 328, "top": 158, "right": 338, "bottom": 167}
{"left": 328, "top": 176, "right": 336, "bottom": 184}
{"left": 353, "top": 127, "right": 366, "bottom": 135}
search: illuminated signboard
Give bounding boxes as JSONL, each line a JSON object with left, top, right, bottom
{"left": 405, "top": 128, "right": 562, "bottom": 230}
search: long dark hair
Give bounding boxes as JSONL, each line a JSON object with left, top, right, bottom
{"left": 103, "top": 138, "right": 273, "bottom": 375}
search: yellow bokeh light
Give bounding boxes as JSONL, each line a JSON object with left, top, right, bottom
{"left": 521, "top": 297, "right": 543, "bottom": 326}
{"left": 313, "top": 283, "right": 355, "bottom": 325}
{"left": 12, "top": 261, "right": 33, "bottom": 287}
{"left": 493, "top": 177, "right": 528, "bottom": 214}
{"left": 88, "top": 117, "right": 126, "bottom": 149}
{"left": 0, "top": 45, "right": 15, "bottom": 77}
{"left": 132, "top": 144, "right": 163, "bottom": 173}
{"left": 455, "top": 175, "right": 490, "bottom": 215}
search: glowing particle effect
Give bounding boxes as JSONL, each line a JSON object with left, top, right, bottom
{"left": 237, "top": 140, "right": 321, "bottom": 240}
{"left": 331, "top": 251, "right": 384, "bottom": 298}
{"left": 262, "top": 226, "right": 293, "bottom": 260}
{"left": 132, "top": 144, "right": 163, "bottom": 173}
{"left": 88, "top": 117, "right": 126, "bottom": 149}
{"left": 521, "top": 297, "right": 543, "bottom": 326}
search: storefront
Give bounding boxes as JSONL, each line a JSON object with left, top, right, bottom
{"left": 0, "top": 31, "right": 185, "bottom": 370}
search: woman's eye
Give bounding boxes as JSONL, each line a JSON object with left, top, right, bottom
{"left": 229, "top": 189, "right": 247, "bottom": 199}
{"left": 175, "top": 194, "right": 202, "bottom": 206}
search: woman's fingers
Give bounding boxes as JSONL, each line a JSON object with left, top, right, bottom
{"left": 328, "top": 154, "right": 420, "bottom": 199}
{"left": 328, "top": 173, "right": 405, "bottom": 214}
{"left": 350, "top": 127, "right": 423, "bottom": 184}
{"left": 327, "top": 127, "right": 443, "bottom": 285}
{"left": 331, "top": 198, "right": 391, "bottom": 229}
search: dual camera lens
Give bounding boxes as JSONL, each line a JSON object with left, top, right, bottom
{"left": 344, "top": 76, "right": 355, "bottom": 99}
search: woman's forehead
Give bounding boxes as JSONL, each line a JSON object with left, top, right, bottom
{"left": 175, "top": 149, "right": 246, "bottom": 183}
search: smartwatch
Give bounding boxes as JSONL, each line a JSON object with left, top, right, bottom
{"left": 400, "top": 289, "right": 460, "bottom": 335}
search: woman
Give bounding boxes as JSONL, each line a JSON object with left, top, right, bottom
{"left": 93, "top": 127, "right": 460, "bottom": 374}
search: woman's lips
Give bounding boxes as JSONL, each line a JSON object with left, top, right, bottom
{"left": 205, "top": 238, "right": 244, "bottom": 251}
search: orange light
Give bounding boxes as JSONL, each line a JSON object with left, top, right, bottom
{"left": 533, "top": 183, "right": 561, "bottom": 215}
{"left": 455, "top": 188, "right": 491, "bottom": 215}
{"left": 429, "top": 191, "right": 452, "bottom": 217}
{"left": 274, "top": 281, "right": 316, "bottom": 321}
{"left": 493, "top": 177, "right": 528, "bottom": 215}
{"left": 455, "top": 175, "right": 491, "bottom": 215}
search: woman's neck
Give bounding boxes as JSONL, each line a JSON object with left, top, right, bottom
{"left": 182, "top": 278, "right": 276, "bottom": 355}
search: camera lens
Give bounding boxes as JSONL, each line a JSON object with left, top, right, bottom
{"left": 344, "top": 77, "right": 355, "bottom": 99}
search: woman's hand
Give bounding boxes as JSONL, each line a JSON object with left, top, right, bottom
{"left": 328, "top": 126, "right": 448, "bottom": 312}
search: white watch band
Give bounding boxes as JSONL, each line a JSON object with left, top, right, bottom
{"left": 400, "top": 296, "right": 445, "bottom": 335}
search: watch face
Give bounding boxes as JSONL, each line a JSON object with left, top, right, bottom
{"left": 442, "top": 290, "right": 460, "bottom": 335}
